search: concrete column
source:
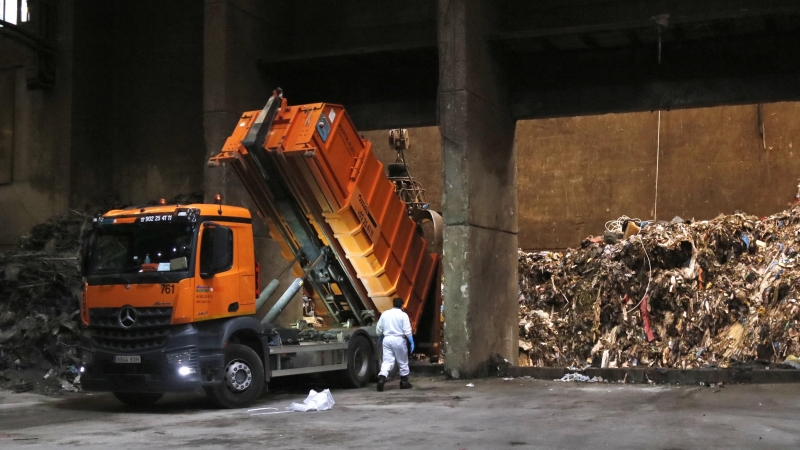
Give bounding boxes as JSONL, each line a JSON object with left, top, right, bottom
{"left": 203, "top": 0, "right": 301, "bottom": 325}
{"left": 438, "top": 0, "right": 518, "bottom": 377}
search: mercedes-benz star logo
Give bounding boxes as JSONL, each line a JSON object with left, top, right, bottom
{"left": 118, "top": 306, "right": 137, "bottom": 328}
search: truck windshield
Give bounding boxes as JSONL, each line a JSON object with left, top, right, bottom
{"left": 87, "top": 223, "right": 197, "bottom": 275}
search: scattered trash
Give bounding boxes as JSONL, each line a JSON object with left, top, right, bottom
{"left": 12, "top": 381, "right": 33, "bottom": 393}
{"left": 248, "top": 406, "right": 291, "bottom": 416}
{"left": 784, "top": 355, "right": 800, "bottom": 369}
{"left": 518, "top": 206, "right": 800, "bottom": 369}
{"left": 0, "top": 211, "right": 89, "bottom": 394}
{"left": 1, "top": 200, "right": 196, "bottom": 395}
{"left": 287, "top": 389, "right": 335, "bottom": 412}
{"left": 466, "top": 383, "right": 475, "bottom": 387}
{"left": 503, "top": 377, "right": 514, "bottom": 381}
{"left": 556, "top": 373, "right": 604, "bottom": 383}
{"left": 248, "top": 407, "right": 278, "bottom": 412}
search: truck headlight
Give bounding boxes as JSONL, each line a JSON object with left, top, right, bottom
{"left": 165, "top": 348, "right": 195, "bottom": 365}
{"left": 178, "top": 366, "right": 197, "bottom": 376}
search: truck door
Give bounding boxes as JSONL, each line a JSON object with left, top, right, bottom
{"left": 195, "top": 222, "right": 240, "bottom": 320}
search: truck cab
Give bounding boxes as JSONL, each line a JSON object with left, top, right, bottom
{"left": 79, "top": 204, "right": 279, "bottom": 407}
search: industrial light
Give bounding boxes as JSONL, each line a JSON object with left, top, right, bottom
{"left": 178, "top": 366, "right": 196, "bottom": 376}
{"left": 79, "top": 366, "right": 85, "bottom": 373}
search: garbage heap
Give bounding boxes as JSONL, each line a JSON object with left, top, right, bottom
{"left": 519, "top": 207, "right": 800, "bottom": 369}
{"left": 0, "top": 211, "right": 87, "bottom": 393}
{"left": 0, "top": 194, "right": 203, "bottom": 394}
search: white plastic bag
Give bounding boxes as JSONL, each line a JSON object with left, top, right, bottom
{"left": 287, "top": 389, "right": 335, "bottom": 412}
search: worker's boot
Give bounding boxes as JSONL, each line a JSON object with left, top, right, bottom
{"left": 377, "top": 375, "right": 386, "bottom": 392}
{"left": 399, "top": 376, "right": 412, "bottom": 389}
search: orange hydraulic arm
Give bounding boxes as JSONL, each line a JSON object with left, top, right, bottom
{"left": 209, "top": 92, "right": 441, "bottom": 335}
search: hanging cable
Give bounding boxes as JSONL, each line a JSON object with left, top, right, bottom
{"left": 657, "top": 27, "right": 662, "bottom": 64}
{"left": 654, "top": 110, "right": 661, "bottom": 222}
{"left": 651, "top": 14, "right": 667, "bottom": 222}
{"left": 653, "top": 14, "right": 669, "bottom": 65}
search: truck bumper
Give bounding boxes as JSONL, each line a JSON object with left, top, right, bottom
{"left": 80, "top": 324, "right": 225, "bottom": 394}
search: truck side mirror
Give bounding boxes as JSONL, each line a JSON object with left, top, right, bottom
{"left": 79, "top": 226, "right": 96, "bottom": 277}
{"left": 200, "top": 223, "right": 233, "bottom": 279}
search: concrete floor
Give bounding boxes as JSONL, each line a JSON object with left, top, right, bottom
{"left": 0, "top": 377, "right": 798, "bottom": 449}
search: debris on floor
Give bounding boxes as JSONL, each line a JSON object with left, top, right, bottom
{"left": 0, "top": 211, "right": 88, "bottom": 394}
{"left": 519, "top": 206, "right": 800, "bottom": 369}
{"left": 247, "top": 406, "right": 291, "bottom": 416}
{"left": 557, "top": 373, "right": 604, "bottom": 383}
{"left": 287, "top": 389, "right": 335, "bottom": 412}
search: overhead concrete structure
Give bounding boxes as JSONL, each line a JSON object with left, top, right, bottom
{"left": 494, "top": 0, "right": 800, "bottom": 119}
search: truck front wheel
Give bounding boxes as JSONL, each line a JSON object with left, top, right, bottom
{"left": 205, "top": 344, "right": 265, "bottom": 408}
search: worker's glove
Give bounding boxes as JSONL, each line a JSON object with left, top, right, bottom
{"left": 407, "top": 335, "right": 415, "bottom": 354}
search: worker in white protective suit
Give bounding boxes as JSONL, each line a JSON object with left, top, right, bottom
{"left": 375, "top": 298, "right": 414, "bottom": 391}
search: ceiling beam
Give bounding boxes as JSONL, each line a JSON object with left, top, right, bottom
{"left": 489, "top": 5, "right": 800, "bottom": 44}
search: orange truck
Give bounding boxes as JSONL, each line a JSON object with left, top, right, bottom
{"left": 78, "top": 91, "right": 442, "bottom": 408}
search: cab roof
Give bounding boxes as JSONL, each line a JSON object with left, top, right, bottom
{"left": 103, "top": 203, "right": 252, "bottom": 219}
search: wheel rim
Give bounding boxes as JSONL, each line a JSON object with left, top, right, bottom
{"left": 224, "top": 359, "right": 252, "bottom": 392}
{"left": 353, "top": 346, "right": 369, "bottom": 379}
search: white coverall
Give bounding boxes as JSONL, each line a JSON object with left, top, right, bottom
{"left": 375, "top": 307, "right": 412, "bottom": 377}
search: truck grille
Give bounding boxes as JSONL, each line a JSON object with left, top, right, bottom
{"left": 89, "top": 307, "right": 172, "bottom": 352}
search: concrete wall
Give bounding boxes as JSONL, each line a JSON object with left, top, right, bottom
{"left": 285, "top": 0, "right": 435, "bottom": 55}
{"left": 518, "top": 102, "right": 800, "bottom": 249}
{"left": 70, "top": 0, "right": 205, "bottom": 208}
{"left": 0, "top": 1, "right": 73, "bottom": 249}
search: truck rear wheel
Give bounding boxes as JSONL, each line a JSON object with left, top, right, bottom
{"left": 112, "top": 392, "right": 163, "bottom": 407}
{"left": 337, "top": 335, "right": 373, "bottom": 388}
{"left": 205, "top": 344, "right": 265, "bottom": 408}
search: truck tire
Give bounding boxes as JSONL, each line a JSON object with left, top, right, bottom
{"left": 205, "top": 344, "right": 265, "bottom": 409}
{"left": 112, "top": 392, "right": 163, "bottom": 407}
{"left": 337, "top": 335, "right": 373, "bottom": 388}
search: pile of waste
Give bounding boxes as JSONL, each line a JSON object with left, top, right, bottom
{"left": 0, "top": 211, "right": 87, "bottom": 394}
{"left": 519, "top": 207, "right": 800, "bottom": 369}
